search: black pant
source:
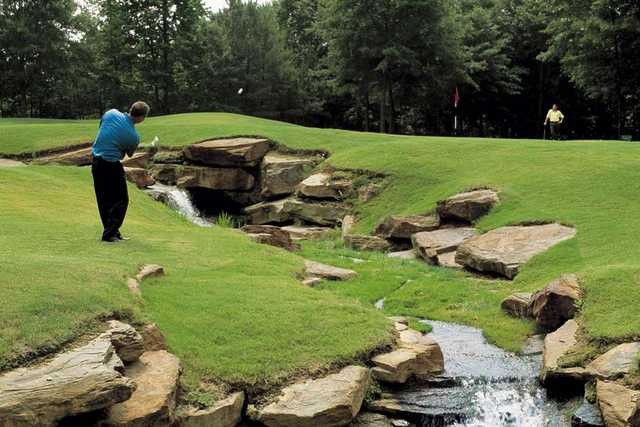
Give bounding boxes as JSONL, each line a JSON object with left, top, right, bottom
{"left": 549, "top": 122, "right": 561, "bottom": 140}
{"left": 92, "top": 156, "right": 128, "bottom": 240}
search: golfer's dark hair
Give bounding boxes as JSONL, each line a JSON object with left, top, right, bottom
{"left": 130, "top": 101, "right": 150, "bottom": 118}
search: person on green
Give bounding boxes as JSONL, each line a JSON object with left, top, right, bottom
{"left": 544, "top": 104, "right": 565, "bottom": 141}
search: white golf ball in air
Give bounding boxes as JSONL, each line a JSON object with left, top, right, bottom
{"left": 238, "top": 88, "right": 244, "bottom": 95}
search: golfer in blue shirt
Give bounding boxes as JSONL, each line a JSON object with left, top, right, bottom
{"left": 91, "top": 101, "right": 149, "bottom": 242}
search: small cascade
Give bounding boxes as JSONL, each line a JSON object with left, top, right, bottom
{"left": 146, "top": 183, "right": 213, "bottom": 228}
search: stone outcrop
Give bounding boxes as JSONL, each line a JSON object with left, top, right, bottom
{"left": 374, "top": 215, "right": 440, "bottom": 240}
{"left": 107, "top": 350, "right": 182, "bottom": 426}
{"left": 436, "top": 189, "right": 499, "bottom": 222}
{"left": 344, "top": 235, "right": 392, "bottom": 252}
{"left": 241, "top": 225, "right": 300, "bottom": 251}
{"left": 183, "top": 138, "right": 271, "bottom": 167}
{"left": 177, "top": 165, "right": 255, "bottom": 191}
{"left": 412, "top": 228, "right": 478, "bottom": 264}
{"left": 35, "top": 147, "right": 93, "bottom": 166}
{"left": 258, "top": 366, "right": 370, "bottom": 427}
{"left": 139, "top": 323, "right": 168, "bottom": 352}
{"left": 261, "top": 152, "right": 318, "bottom": 197}
{"left": 136, "top": 264, "right": 165, "bottom": 282}
{"left": 122, "top": 152, "right": 151, "bottom": 169}
{"left": 106, "top": 320, "right": 145, "bottom": 363}
{"left": 0, "top": 335, "right": 134, "bottom": 427}
{"left": 281, "top": 226, "right": 332, "bottom": 241}
{"left": 124, "top": 167, "right": 156, "bottom": 188}
{"left": 530, "top": 274, "right": 581, "bottom": 330}
{"left": 501, "top": 292, "right": 533, "bottom": 318}
{"left": 455, "top": 224, "right": 577, "bottom": 279}
{"left": 0, "top": 158, "right": 25, "bottom": 167}
{"left": 177, "top": 391, "right": 245, "bottom": 427}
{"left": 304, "top": 260, "right": 357, "bottom": 281}
{"left": 596, "top": 380, "right": 640, "bottom": 427}
{"left": 285, "top": 198, "right": 349, "bottom": 226}
{"left": 149, "top": 163, "right": 180, "bottom": 185}
{"left": 297, "top": 172, "right": 353, "bottom": 200}
{"left": 587, "top": 342, "right": 640, "bottom": 379}
{"left": 541, "top": 319, "right": 590, "bottom": 384}
{"left": 245, "top": 199, "right": 291, "bottom": 225}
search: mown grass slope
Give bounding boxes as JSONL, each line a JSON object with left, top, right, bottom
{"left": 2, "top": 112, "right": 640, "bottom": 353}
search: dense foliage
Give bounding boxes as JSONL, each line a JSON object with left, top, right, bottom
{"left": 1, "top": 0, "right": 638, "bottom": 138}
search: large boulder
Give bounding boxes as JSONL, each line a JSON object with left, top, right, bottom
{"left": 297, "top": 172, "right": 354, "bottom": 200}
{"left": 281, "top": 225, "right": 332, "bottom": 241}
{"left": 122, "top": 151, "right": 151, "bottom": 169}
{"left": 35, "top": 147, "right": 93, "bottom": 166}
{"left": 455, "top": 224, "right": 577, "bottom": 279}
{"left": 411, "top": 228, "right": 479, "bottom": 264}
{"left": 436, "top": 189, "right": 499, "bottom": 222}
{"left": 530, "top": 274, "right": 582, "bottom": 330}
{"left": 245, "top": 199, "right": 291, "bottom": 225}
{"left": 183, "top": 138, "right": 271, "bottom": 167}
{"left": 107, "top": 350, "right": 182, "bottom": 426}
{"left": 106, "top": 320, "right": 145, "bottom": 363}
{"left": 175, "top": 165, "right": 255, "bottom": 191}
{"left": 0, "top": 335, "right": 134, "bottom": 427}
{"left": 501, "top": 292, "right": 533, "bottom": 318}
{"left": 241, "top": 225, "right": 300, "bottom": 251}
{"left": 261, "top": 152, "right": 318, "bottom": 198}
{"left": 344, "top": 235, "right": 392, "bottom": 252}
{"left": 258, "top": 366, "right": 370, "bottom": 427}
{"left": 139, "top": 323, "right": 168, "bottom": 352}
{"left": 596, "top": 380, "right": 640, "bottom": 427}
{"left": 374, "top": 215, "right": 440, "bottom": 239}
{"left": 587, "top": 342, "right": 640, "bottom": 379}
{"left": 541, "top": 319, "right": 590, "bottom": 385}
{"left": 176, "top": 392, "right": 245, "bottom": 427}
{"left": 150, "top": 163, "right": 180, "bottom": 185}
{"left": 285, "top": 198, "right": 349, "bottom": 226}
{"left": 304, "top": 260, "right": 357, "bottom": 281}
{"left": 124, "top": 167, "right": 156, "bottom": 188}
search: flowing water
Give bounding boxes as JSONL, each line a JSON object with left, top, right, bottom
{"left": 376, "top": 320, "right": 575, "bottom": 427}
{"left": 146, "top": 183, "right": 213, "bottom": 227}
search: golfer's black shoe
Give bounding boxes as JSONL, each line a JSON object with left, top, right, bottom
{"left": 115, "top": 232, "right": 130, "bottom": 241}
{"left": 102, "top": 236, "right": 120, "bottom": 243}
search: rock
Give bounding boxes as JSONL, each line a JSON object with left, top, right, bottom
{"left": 136, "top": 264, "right": 165, "bottom": 282}
{"left": 150, "top": 163, "right": 180, "bottom": 185}
{"left": 456, "top": 224, "right": 577, "bottom": 279}
{"left": 350, "top": 412, "right": 414, "bottom": 427}
{"left": 501, "top": 292, "right": 533, "bottom": 318}
{"left": 285, "top": 198, "right": 349, "bottom": 226}
{"left": 522, "top": 334, "right": 545, "bottom": 356}
{"left": 342, "top": 215, "right": 356, "bottom": 239}
{"left": 122, "top": 151, "right": 151, "bottom": 168}
{"left": 368, "top": 388, "right": 467, "bottom": 425}
{"left": 261, "top": 152, "right": 318, "bottom": 197}
{"left": 241, "top": 225, "right": 300, "bottom": 251}
{"left": 127, "top": 278, "right": 141, "bottom": 296}
{"left": 596, "top": 380, "right": 640, "bottom": 427}
{"left": 344, "top": 235, "right": 392, "bottom": 252}
{"left": 387, "top": 250, "right": 418, "bottom": 260}
{"left": 587, "top": 342, "right": 640, "bottom": 379}
{"left": 258, "top": 366, "right": 370, "bottom": 427}
{"left": 281, "top": 225, "right": 332, "bottom": 241}
{"left": 436, "top": 189, "right": 499, "bottom": 222}
{"left": 245, "top": 199, "right": 291, "bottom": 225}
{"left": 530, "top": 274, "right": 582, "bottom": 330}
{"left": 542, "top": 319, "right": 589, "bottom": 384}
{"left": 178, "top": 165, "right": 256, "bottom": 191}
{"left": 222, "top": 190, "right": 263, "bottom": 207}
{"left": 303, "top": 260, "right": 358, "bottom": 281}
{"left": 35, "top": 147, "right": 93, "bottom": 166}
{"left": 124, "top": 167, "right": 156, "bottom": 188}
{"left": 152, "top": 150, "right": 185, "bottom": 164}
{"left": 302, "top": 277, "right": 323, "bottom": 287}
{"left": 107, "top": 350, "right": 182, "bottom": 426}
{"left": 183, "top": 138, "right": 271, "bottom": 167}
{"left": 139, "top": 324, "right": 168, "bottom": 352}
{"left": 177, "top": 391, "right": 245, "bottom": 427}
{"left": 106, "top": 320, "right": 145, "bottom": 363}
{"left": 572, "top": 398, "right": 605, "bottom": 427}
{"left": 0, "top": 335, "right": 134, "bottom": 426}
{"left": 436, "top": 251, "right": 463, "bottom": 268}
{"left": 374, "top": 215, "right": 440, "bottom": 239}
{"left": 298, "top": 172, "right": 354, "bottom": 200}
{"left": 0, "top": 158, "right": 25, "bottom": 167}
{"left": 388, "top": 316, "right": 409, "bottom": 326}
{"left": 358, "top": 183, "right": 383, "bottom": 203}
{"left": 412, "top": 228, "right": 479, "bottom": 264}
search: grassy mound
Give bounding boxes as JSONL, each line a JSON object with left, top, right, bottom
{"left": 2, "top": 112, "right": 640, "bottom": 360}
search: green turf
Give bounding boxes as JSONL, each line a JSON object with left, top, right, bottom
{"left": 2, "top": 112, "right": 640, "bottom": 366}
{"left": 0, "top": 166, "right": 391, "bottom": 391}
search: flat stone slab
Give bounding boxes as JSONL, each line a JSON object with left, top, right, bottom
{"left": 435, "top": 251, "right": 463, "bottom": 268}
{"left": 150, "top": 164, "right": 255, "bottom": 190}
{"left": 304, "top": 260, "right": 357, "bottom": 281}
{"left": 0, "top": 335, "right": 134, "bottom": 426}
{"left": 34, "top": 147, "right": 93, "bottom": 166}
{"left": 596, "top": 380, "right": 640, "bottom": 427}
{"left": 587, "top": 342, "right": 640, "bottom": 379}
{"left": 242, "top": 225, "right": 300, "bottom": 251}
{"left": 107, "top": 350, "right": 182, "bottom": 426}
{"left": 297, "top": 172, "right": 353, "bottom": 200}
{"left": 541, "top": 319, "right": 587, "bottom": 384}
{"left": 281, "top": 225, "right": 332, "bottom": 241}
{"left": 258, "top": 366, "right": 370, "bottom": 427}
{"left": 455, "top": 223, "right": 577, "bottom": 279}
{"left": 436, "top": 189, "right": 499, "bottom": 222}
{"left": 261, "top": 152, "right": 319, "bottom": 197}
{"left": 245, "top": 198, "right": 291, "bottom": 225}
{"left": 183, "top": 138, "right": 271, "bottom": 166}
{"left": 122, "top": 151, "right": 151, "bottom": 169}
{"left": 344, "top": 235, "right": 392, "bottom": 252}
{"left": 285, "top": 198, "right": 349, "bottom": 226}
{"left": 412, "top": 228, "right": 479, "bottom": 263}
{"left": 374, "top": 215, "right": 440, "bottom": 239}
{"left": 0, "top": 158, "right": 26, "bottom": 167}
{"left": 177, "top": 391, "right": 245, "bottom": 427}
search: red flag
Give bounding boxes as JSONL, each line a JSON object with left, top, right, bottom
{"left": 453, "top": 87, "right": 460, "bottom": 108}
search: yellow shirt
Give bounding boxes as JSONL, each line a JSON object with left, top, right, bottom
{"left": 546, "top": 109, "right": 565, "bottom": 123}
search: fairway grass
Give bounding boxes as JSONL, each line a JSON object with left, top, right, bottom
{"left": 2, "top": 113, "right": 640, "bottom": 383}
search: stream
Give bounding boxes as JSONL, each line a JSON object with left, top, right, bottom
{"left": 146, "top": 183, "right": 213, "bottom": 227}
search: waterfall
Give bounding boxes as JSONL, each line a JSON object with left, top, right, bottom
{"left": 146, "top": 183, "right": 213, "bottom": 228}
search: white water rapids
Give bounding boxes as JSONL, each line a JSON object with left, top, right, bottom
{"left": 146, "top": 183, "right": 213, "bottom": 227}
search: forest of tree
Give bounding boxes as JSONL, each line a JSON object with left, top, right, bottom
{"left": 0, "top": 0, "right": 638, "bottom": 139}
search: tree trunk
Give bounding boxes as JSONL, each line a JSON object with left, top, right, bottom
{"left": 364, "top": 87, "right": 370, "bottom": 132}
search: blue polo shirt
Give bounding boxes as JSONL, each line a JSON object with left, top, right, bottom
{"left": 92, "top": 109, "right": 140, "bottom": 162}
